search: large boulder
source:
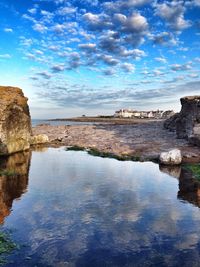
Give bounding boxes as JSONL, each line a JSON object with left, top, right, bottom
{"left": 30, "top": 134, "right": 49, "bottom": 145}
{"left": 0, "top": 86, "right": 32, "bottom": 155}
{"left": 159, "top": 149, "right": 182, "bottom": 165}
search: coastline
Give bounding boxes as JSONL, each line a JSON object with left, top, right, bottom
{"left": 47, "top": 116, "right": 162, "bottom": 124}
{"left": 33, "top": 119, "right": 200, "bottom": 164}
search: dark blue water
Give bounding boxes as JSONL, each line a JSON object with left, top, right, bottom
{"left": 0, "top": 148, "right": 200, "bottom": 266}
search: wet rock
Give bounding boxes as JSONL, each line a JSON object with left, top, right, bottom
{"left": 159, "top": 149, "right": 182, "bottom": 165}
{"left": 0, "top": 86, "right": 32, "bottom": 155}
{"left": 30, "top": 134, "right": 49, "bottom": 145}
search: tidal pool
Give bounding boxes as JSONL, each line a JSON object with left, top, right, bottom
{"left": 0, "top": 147, "right": 200, "bottom": 267}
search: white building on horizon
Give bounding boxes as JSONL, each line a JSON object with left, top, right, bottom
{"left": 114, "top": 109, "right": 174, "bottom": 119}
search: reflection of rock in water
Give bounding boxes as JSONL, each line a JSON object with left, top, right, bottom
{"left": 32, "top": 147, "right": 48, "bottom": 153}
{"left": 159, "top": 165, "right": 181, "bottom": 179}
{"left": 159, "top": 164, "right": 200, "bottom": 207}
{"left": 0, "top": 151, "right": 31, "bottom": 224}
{"left": 178, "top": 168, "right": 200, "bottom": 207}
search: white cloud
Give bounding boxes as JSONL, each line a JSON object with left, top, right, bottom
{"left": 0, "top": 54, "right": 11, "bottom": 59}
{"left": 28, "top": 8, "right": 37, "bottom": 15}
{"left": 4, "top": 28, "right": 13, "bottom": 33}
{"left": 57, "top": 7, "right": 77, "bottom": 16}
{"left": 51, "top": 63, "right": 65, "bottom": 72}
{"left": 33, "top": 23, "right": 47, "bottom": 33}
{"left": 155, "top": 57, "right": 167, "bottom": 63}
{"left": 122, "top": 13, "right": 148, "bottom": 33}
{"left": 101, "top": 55, "right": 119, "bottom": 66}
{"left": 121, "top": 63, "right": 135, "bottom": 72}
{"left": 171, "top": 63, "right": 192, "bottom": 71}
{"left": 155, "top": 1, "right": 192, "bottom": 32}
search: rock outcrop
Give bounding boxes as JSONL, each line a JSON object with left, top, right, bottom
{"left": 164, "top": 113, "right": 180, "bottom": 132}
{"left": 30, "top": 134, "right": 49, "bottom": 145}
{"left": 0, "top": 86, "right": 32, "bottom": 155}
{"left": 164, "top": 96, "right": 200, "bottom": 147}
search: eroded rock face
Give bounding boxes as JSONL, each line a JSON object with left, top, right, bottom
{"left": 164, "top": 113, "right": 180, "bottom": 132}
{"left": 164, "top": 96, "right": 200, "bottom": 147}
{"left": 0, "top": 86, "right": 32, "bottom": 155}
{"left": 177, "top": 96, "right": 200, "bottom": 139}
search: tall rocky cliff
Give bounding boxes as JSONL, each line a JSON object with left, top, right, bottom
{"left": 0, "top": 86, "right": 32, "bottom": 155}
{"left": 164, "top": 96, "right": 200, "bottom": 146}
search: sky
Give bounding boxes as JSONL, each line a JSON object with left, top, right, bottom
{"left": 0, "top": 0, "right": 200, "bottom": 119}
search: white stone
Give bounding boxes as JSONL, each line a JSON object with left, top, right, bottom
{"left": 159, "top": 149, "right": 182, "bottom": 165}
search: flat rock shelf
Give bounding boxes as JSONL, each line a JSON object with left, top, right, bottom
{"left": 33, "top": 120, "right": 200, "bottom": 163}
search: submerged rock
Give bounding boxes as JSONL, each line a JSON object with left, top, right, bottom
{"left": 0, "top": 86, "right": 32, "bottom": 155}
{"left": 159, "top": 149, "right": 182, "bottom": 165}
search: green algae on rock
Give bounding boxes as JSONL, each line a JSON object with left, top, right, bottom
{"left": 0, "top": 231, "right": 17, "bottom": 265}
{"left": 184, "top": 164, "right": 200, "bottom": 181}
{"left": 66, "top": 146, "right": 141, "bottom": 161}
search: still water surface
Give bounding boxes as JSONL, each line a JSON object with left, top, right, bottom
{"left": 31, "top": 119, "right": 100, "bottom": 127}
{"left": 1, "top": 147, "right": 200, "bottom": 266}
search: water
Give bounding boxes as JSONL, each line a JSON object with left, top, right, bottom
{"left": 31, "top": 119, "right": 99, "bottom": 127}
{"left": 0, "top": 147, "right": 200, "bottom": 266}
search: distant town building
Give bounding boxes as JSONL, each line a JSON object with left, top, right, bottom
{"left": 114, "top": 109, "right": 174, "bottom": 119}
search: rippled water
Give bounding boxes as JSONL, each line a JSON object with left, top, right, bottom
{"left": 1, "top": 147, "right": 200, "bottom": 266}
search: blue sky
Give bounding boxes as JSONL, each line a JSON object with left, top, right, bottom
{"left": 0, "top": 0, "right": 199, "bottom": 118}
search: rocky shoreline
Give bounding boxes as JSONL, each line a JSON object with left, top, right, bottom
{"left": 33, "top": 119, "right": 200, "bottom": 163}
{"left": 0, "top": 86, "right": 199, "bottom": 165}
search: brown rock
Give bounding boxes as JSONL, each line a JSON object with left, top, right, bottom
{"left": 0, "top": 86, "right": 32, "bottom": 155}
{"left": 30, "top": 134, "right": 49, "bottom": 145}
